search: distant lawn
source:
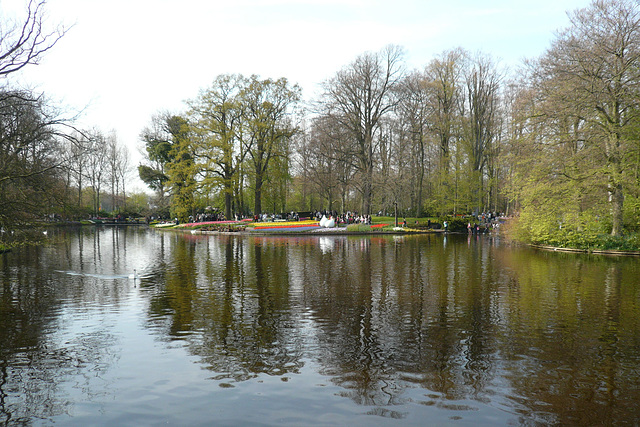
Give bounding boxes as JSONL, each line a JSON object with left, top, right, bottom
{"left": 373, "top": 216, "right": 437, "bottom": 226}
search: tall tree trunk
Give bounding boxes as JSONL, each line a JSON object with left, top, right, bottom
{"left": 224, "top": 179, "right": 233, "bottom": 219}
{"left": 609, "top": 181, "right": 624, "bottom": 236}
{"left": 362, "top": 166, "right": 373, "bottom": 215}
{"left": 254, "top": 174, "right": 263, "bottom": 215}
{"left": 416, "top": 135, "right": 425, "bottom": 217}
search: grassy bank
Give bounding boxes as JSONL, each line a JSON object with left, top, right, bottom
{"left": 504, "top": 215, "right": 640, "bottom": 252}
{"left": 530, "top": 232, "right": 640, "bottom": 251}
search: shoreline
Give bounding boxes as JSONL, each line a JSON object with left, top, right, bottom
{"left": 3, "top": 224, "right": 638, "bottom": 256}
{"left": 164, "top": 226, "right": 640, "bottom": 256}
{"left": 530, "top": 243, "right": 640, "bottom": 257}
{"left": 174, "top": 227, "right": 447, "bottom": 237}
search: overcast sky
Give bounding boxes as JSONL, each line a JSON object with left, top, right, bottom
{"left": 4, "top": 0, "right": 592, "bottom": 191}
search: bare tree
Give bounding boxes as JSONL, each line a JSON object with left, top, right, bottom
{"left": 106, "top": 131, "right": 130, "bottom": 214}
{"left": 426, "top": 48, "right": 465, "bottom": 165}
{"left": 0, "top": 90, "right": 63, "bottom": 224}
{"left": 0, "top": 0, "right": 67, "bottom": 80}
{"left": 303, "top": 114, "right": 351, "bottom": 212}
{"left": 320, "top": 45, "right": 405, "bottom": 215}
{"left": 0, "top": 1, "right": 73, "bottom": 228}
{"left": 396, "top": 70, "right": 431, "bottom": 216}
{"left": 460, "top": 52, "right": 503, "bottom": 213}
{"left": 389, "top": 50, "right": 466, "bottom": 216}
{"left": 65, "top": 130, "right": 89, "bottom": 206}
{"left": 375, "top": 116, "right": 414, "bottom": 218}
{"left": 85, "top": 129, "right": 108, "bottom": 215}
{"left": 116, "top": 143, "right": 130, "bottom": 211}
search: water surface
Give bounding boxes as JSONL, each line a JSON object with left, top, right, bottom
{"left": 1, "top": 227, "right": 639, "bottom": 426}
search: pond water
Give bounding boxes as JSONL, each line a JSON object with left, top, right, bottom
{"left": 1, "top": 227, "right": 639, "bottom": 426}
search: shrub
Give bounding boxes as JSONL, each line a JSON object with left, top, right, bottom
{"left": 345, "top": 223, "right": 392, "bottom": 232}
{"left": 437, "top": 216, "right": 467, "bottom": 232}
{"left": 347, "top": 224, "right": 373, "bottom": 232}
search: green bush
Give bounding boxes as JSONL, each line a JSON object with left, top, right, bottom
{"left": 624, "top": 195, "right": 640, "bottom": 232}
{"left": 527, "top": 226, "right": 640, "bottom": 251}
{"left": 590, "top": 234, "right": 640, "bottom": 251}
{"left": 437, "top": 216, "right": 468, "bottom": 232}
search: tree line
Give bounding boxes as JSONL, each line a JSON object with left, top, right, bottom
{"left": 139, "top": 46, "right": 505, "bottom": 222}
{"left": 0, "top": 1, "right": 143, "bottom": 234}
{"left": 140, "top": 0, "right": 640, "bottom": 242}
{"left": 1, "top": 0, "right": 639, "bottom": 246}
{"left": 139, "top": 74, "right": 300, "bottom": 221}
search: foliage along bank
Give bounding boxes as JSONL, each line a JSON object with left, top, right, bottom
{"left": 2, "top": 1, "right": 640, "bottom": 252}
{"left": 137, "top": 1, "right": 640, "bottom": 252}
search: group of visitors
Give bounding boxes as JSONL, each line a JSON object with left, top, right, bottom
{"left": 467, "top": 211, "right": 505, "bottom": 234}
{"left": 192, "top": 211, "right": 226, "bottom": 223}
{"left": 314, "top": 211, "right": 371, "bottom": 225}
{"left": 478, "top": 211, "right": 503, "bottom": 223}
{"left": 253, "top": 212, "right": 300, "bottom": 222}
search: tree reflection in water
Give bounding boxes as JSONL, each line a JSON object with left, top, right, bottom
{"left": 137, "top": 232, "right": 640, "bottom": 425}
{"left": 145, "top": 235, "right": 305, "bottom": 383}
{"left": 1, "top": 228, "right": 639, "bottom": 425}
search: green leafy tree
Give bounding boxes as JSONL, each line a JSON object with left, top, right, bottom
{"left": 187, "top": 74, "right": 249, "bottom": 219}
{"left": 530, "top": 0, "right": 640, "bottom": 236}
{"left": 138, "top": 112, "right": 177, "bottom": 194}
{"left": 165, "top": 116, "right": 196, "bottom": 223}
{"left": 241, "top": 76, "right": 300, "bottom": 215}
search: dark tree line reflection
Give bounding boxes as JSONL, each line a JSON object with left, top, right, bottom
{"left": 142, "top": 232, "right": 640, "bottom": 425}
{"left": 1, "top": 228, "right": 639, "bottom": 425}
{"left": 143, "top": 234, "right": 305, "bottom": 383}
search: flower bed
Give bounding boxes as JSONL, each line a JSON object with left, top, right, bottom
{"left": 252, "top": 221, "right": 320, "bottom": 232}
{"left": 370, "top": 223, "right": 388, "bottom": 228}
{"left": 252, "top": 226, "right": 321, "bottom": 232}
{"left": 251, "top": 220, "right": 318, "bottom": 228}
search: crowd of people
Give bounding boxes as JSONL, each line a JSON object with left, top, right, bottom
{"left": 248, "top": 210, "right": 372, "bottom": 225}
{"left": 313, "top": 211, "right": 372, "bottom": 225}
{"left": 178, "top": 208, "right": 506, "bottom": 232}
{"left": 467, "top": 212, "right": 505, "bottom": 234}
{"left": 193, "top": 211, "right": 227, "bottom": 223}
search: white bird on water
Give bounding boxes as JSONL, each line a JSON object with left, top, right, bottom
{"left": 129, "top": 269, "right": 138, "bottom": 280}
